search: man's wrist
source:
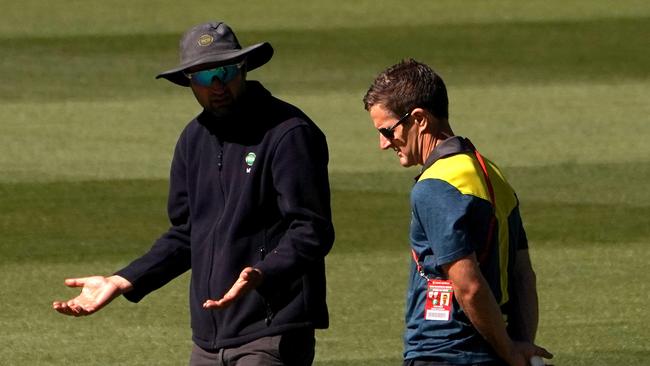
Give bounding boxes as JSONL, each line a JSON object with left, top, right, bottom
{"left": 503, "top": 340, "right": 527, "bottom": 366}
{"left": 108, "top": 275, "right": 133, "bottom": 293}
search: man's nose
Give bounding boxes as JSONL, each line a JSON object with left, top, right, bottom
{"left": 379, "top": 134, "right": 392, "bottom": 150}
{"left": 209, "top": 77, "right": 227, "bottom": 90}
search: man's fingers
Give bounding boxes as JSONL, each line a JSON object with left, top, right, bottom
{"left": 537, "top": 347, "right": 553, "bottom": 359}
{"left": 203, "top": 292, "right": 236, "bottom": 309}
{"left": 203, "top": 299, "right": 224, "bottom": 309}
{"left": 203, "top": 287, "right": 241, "bottom": 309}
{"left": 52, "top": 300, "right": 72, "bottom": 313}
{"left": 531, "top": 344, "right": 553, "bottom": 359}
{"left": 68, "top": 303, "right": 91, "bottom": 316}
{"left": 52, "top": 301, "right": 69, "bottom": 313}
{"left": 52, "top": 301, "right": 83, "bottom": 316}
{"left": 52, "top": 297, "right": 94, "bottom": 316}
{"left": 64, "top": 277, "right": 89, "bottom": 288}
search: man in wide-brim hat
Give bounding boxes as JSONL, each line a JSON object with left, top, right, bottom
{"left": 53, "top": 21, "right": 335, "bottom": 366}
{"left": 156, "top": 22, "right": 273, "bottom": 87}
{"left": 157, "top": 21, "right": 274, "bottom": 118}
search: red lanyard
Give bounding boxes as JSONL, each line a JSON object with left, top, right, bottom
{"left": 473, "top": 147, "right": 497, "bottom": 264}
{"left": 411, "top": 145, "right": 496, "bottom": 278}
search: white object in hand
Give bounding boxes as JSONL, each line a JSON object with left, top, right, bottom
{"left": 529, "top": 356, "right": 545, "bottom": 366}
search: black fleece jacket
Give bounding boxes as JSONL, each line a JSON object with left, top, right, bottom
{"left": 115, "top": 81, "right": 334, "bottom": 350}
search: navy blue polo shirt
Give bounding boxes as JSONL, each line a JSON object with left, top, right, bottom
{"left": 404, "top": 137, "right": 528, "bottom": 363}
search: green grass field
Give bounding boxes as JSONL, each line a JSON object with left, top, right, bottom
{"left": 1, "top": 1, "right": 648, "bottom": 365}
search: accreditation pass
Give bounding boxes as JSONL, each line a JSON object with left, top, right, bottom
{"left": 425, "top": 279, "right": 453, "bottom": 321}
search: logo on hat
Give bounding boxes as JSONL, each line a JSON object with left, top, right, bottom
{"left": 197, "top": 34, "right": 214, "bottom": 47}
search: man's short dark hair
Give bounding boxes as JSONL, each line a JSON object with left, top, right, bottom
{"left": 363, "top": 59, "right": 449, "bottom": 120}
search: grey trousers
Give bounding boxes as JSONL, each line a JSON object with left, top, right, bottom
{"left": 403, "top": 359, "right": 507, "bottom": 366}
{"left": 189, "top": 329, "right": 315, "bottom": 366}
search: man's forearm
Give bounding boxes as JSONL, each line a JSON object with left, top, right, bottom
{"left": 447, "top": 256, "right": 517, "bottom": 364}
{"left": 455, "top": 273, "right": 515, "bottom": 362}
{"left": 508, "top": 250, "right": 539, "bottom": 342}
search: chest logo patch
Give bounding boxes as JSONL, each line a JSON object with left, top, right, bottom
{"left": 245, "top": 152, "right": 256, "bottom": 173}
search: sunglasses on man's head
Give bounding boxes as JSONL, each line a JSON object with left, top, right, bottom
{"left": 185, "top": 61, "right": 244, "bottom": 87}
{"left": 378, "top": 111, "right": 411, "bottom": 139}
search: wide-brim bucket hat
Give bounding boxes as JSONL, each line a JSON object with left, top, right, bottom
{"left": 156, "top": 21, "right": 274, "bottom": 87}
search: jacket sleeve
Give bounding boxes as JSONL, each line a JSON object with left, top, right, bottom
{"left": 255, "top": 123, "right": 335, "bottom": 294}
{"left": 114, "top": 132, "right": 192, "bottom": 302}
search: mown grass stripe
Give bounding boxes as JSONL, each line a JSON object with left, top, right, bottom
{"left": 1, "top": 17, "right": 648, "bottom": 101}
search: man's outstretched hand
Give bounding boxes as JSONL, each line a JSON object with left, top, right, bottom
{"left": 203, "top": 267, "right": 263, "bottom": 309}
{"left": 52, "top": 275, "right": 132, "bottom": 316}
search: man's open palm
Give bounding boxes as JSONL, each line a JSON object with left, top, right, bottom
{"left": 203, "top": 267, "right": 263, "bottom": 309}
{"left": 52, "top": 276, "right": 129, "bottom": 316}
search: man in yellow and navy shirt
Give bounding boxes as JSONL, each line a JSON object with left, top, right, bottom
{"left": 363, "top": 59, "right": 553, "bottom": 366}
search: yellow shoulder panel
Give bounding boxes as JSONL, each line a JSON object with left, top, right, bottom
{"left": 418, "top": 153, "right": 518, "bottom": 216}
{"left": 419, "top": 153, "right": 490, "bottom": 200}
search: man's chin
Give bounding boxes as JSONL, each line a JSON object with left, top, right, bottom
{"left": 207, "top": 105, "right": 235, "bottom": 118}
{"left": 398, "top": 157, "right": 415, "bottom": 168}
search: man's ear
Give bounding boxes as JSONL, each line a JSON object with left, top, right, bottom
{"left": 411, "top": 108, "right": 434, "bottom": 132}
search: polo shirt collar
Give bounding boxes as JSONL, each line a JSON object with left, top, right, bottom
{"left": 415, "top": 136, "right": 473, "bottom": 181}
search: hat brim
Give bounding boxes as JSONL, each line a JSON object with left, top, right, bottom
{"left": 156, "top": 42, "right": 273, "bottom": 87}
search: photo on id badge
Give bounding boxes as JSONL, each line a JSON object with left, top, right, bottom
{"left": 425, "top": 279, "right": 453, "bottom": 321}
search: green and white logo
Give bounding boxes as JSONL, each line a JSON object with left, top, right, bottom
{"left": 245, "top": 152, "right": 256, "bottom": 167}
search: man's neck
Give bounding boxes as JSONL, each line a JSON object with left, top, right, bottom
{"left": 420, "top": 127, "right": 454, "bottom": 165}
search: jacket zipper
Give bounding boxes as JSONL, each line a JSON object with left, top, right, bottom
{"left": 259, "top": 245, "right": 274, "bottom": 326}
{"left": 209, "top": 138, "right": 225, "bottom": 348}
{"left": 208, "top": 228, "right": 219, "bottom": 349}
